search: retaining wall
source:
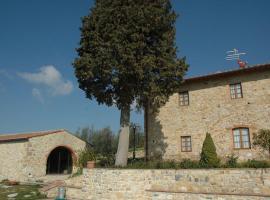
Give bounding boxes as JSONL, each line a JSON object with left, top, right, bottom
{"left": 82, "top": 168, "right": 270, "bottom": 200}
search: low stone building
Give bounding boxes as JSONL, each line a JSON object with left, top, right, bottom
{"left": 0, "top": 129, "right": 87, "bottom": 182}
{"left": 147, "top": 63, "right": 270, "bottom": 161}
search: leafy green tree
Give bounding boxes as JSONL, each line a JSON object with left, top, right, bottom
{"left": 76, "top": 126, "right": 118, "bottom": 156}
{"left": 200, "top": 133, "right": 220, "bottom": 168}
{"left": 129, "top": 123, "right": 144, "bottom": 149}
{"left": 73, "top": 0, "right": 188, "bottom": 166}
{"left": 92, "top": 127, "right": 118, "bottom": 156}
{"left": 253, "top": 129, "right": 270, "bottom": 159}
{"left": 75, "top": 126, "right": 94, "bottom": 143}
{"left": 77, "top": 148, "right": 96, "bottom": 171}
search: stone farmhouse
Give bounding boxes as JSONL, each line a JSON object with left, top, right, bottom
{"left": 0, "top": 129, "right": 86, "bottom": 182}
{"left": 147, "top": 63, "right": 270, "bottom": 161}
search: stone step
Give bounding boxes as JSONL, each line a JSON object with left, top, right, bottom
{"left": 40, "top": 175, "right": 85, "bottom": 199}
{"left": 39, "top": 180, "right": 64, "bottom": 193}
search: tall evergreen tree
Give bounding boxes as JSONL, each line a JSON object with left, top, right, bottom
{"left": 73, "top": 0, "right": 188, "bottom": 166}
{"left": 200, "top": 133, "right": 220, "bottom": 168}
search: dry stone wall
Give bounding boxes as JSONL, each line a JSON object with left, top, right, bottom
{"left": 148, "top": 70, "right": 270, "bottom": 161}
{"left": 0, "top": 131, "right": 86, "bottom": 182}
{"left": 25, "top": 131, "right": 86, "bottom": 181}
{"left": 82, "top": 168, "right": 270, "bottom": 200}
{"left": 150, "top": 192, "right": 269, "bottom": 200}
{"left": 0, "top": 140, "right": 28, "bottom": 181}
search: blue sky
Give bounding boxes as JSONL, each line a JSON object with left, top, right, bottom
{"left": 0, "top": 0, "right": 269, "bottom": 134}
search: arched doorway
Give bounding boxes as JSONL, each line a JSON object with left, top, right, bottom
{"left": 46, "top": 146, "right": 73, "bottom": 174}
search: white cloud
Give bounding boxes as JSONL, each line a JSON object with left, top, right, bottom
{"left": 18, "top": 65, "right": 73, "bottom": 96}
{"left": 0, "top": 69, "right": 13, "bottom": 79}
{"left": 32, "top": 88, "right": 44, "bottom": 104}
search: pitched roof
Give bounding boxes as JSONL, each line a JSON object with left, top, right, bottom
{"left": 183, "top": 63, "right": 270, "bottom": 84}
{"left": 0, "top": 129, "right": 65, "bottom": 142}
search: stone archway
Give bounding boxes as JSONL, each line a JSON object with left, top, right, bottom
{"left": 46, "top": 146, "right": 74, "bottom": 174}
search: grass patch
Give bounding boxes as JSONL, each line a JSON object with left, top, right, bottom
{"left": 128, "top": 147, "right": 144, "bottom": 152}
{"left": 0, "top": 182, "right": 47, "bottom": 200}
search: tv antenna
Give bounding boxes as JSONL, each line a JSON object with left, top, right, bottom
{"left": 225, "top": 48, "right": 247, "bottom": 68}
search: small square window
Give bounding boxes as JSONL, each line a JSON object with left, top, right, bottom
{"left": 179, "top": 91, "right": 189, "bottom": 106}
{"left": 230, "top": 83, "right": 243, "bottom": 99}
{"left": 181, "top": 136, "right": 192, "bottom": 152}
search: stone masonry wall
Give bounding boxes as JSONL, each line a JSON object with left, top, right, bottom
{"left": 83, "top": 168, "right": 270, "bottom": 200}
{"left": 0, "top": 131, "right": 86, "bottom": 182}
{"left": 148, "top": 70, "right": 270, "bottom": 161}
{"left": 0, "top": 140, "right": 27, "bottom": 181}
{"left": 25, "top": 131, "right": 86, "bottom": 181}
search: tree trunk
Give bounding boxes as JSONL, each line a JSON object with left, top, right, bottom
{"left": 115, "top": 106, "right": 130, "bottom": 166}
{"left": 144, "top": 101, "right": 149, "bottom": 161}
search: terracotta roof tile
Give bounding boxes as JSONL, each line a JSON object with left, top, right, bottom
{"left": 183, "top": 63, "right": 270, "bottom": 84}
{"left": 0, "top": 129, "right": 65, "bottom": 142}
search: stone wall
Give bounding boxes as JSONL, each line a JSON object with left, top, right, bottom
{"left": 148, "top": 70, "right": 270, "bottom": 161}
{"left": 0, "top": 131, "right": 86, "bottom": 182}
{"left": 25, "top": 131, "right": 86, "bottom": 181}
{"left": 82, "top": 168, "right": 270, "bottom": 200}
{"left": 0, "top": 140, "right": 27, "bottom": 181}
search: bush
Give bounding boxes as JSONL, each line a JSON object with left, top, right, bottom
{"left": 97, "top": 155, "right": 115, "bottom": 167}
{"left": 239, "top": 159, "right": 270, "bottom": 168}
{"left": 253, "top": 129, "right": 270, "bottom": 158}
{"left": 125, "top": 159, "right": 152, "bottom": 169}
{"left": 156, "top": 160, "right": 178, "bottom": 169}
{"left": 199, "top": 133, "right": 220, "bottom": 168}
{"left": 125, "top": 159, "right": 198, "bottom": 169}
{"left": 225, "top": 154, "right": 238, "bottom": 168}
{"left": 77, "top": 148, "right": 96, "bottom": 171}
{"left": 121, "top": 159, "right": 178, "bottom": 169}
{"left": 180, "top": 159, "right": 200, "bottom": 169}
{"left": 94, "top": 157, "right": 270, "bottom": 169}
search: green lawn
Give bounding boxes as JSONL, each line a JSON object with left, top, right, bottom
{"left": 0, "top": 182, "right": 47, "bottom": 200}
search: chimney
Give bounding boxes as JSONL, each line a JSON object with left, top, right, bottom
{"left": 237, "top": 60, "right": 246, "bottom": 69}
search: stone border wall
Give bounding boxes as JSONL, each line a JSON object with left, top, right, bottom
{"left": 82, "top": 168, "right": 270, "bottom": 200}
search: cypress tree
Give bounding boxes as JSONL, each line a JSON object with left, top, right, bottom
{"left": 200, "top": 133, "right": 220, "bottom": 168}
{"left": 73, "top": 0, "right": 188, "bottom": 166}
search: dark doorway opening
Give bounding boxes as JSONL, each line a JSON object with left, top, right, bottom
{"left": 46, "top": 146, "right": 73, "bottom": 174}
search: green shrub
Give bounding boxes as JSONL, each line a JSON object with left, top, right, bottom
{"left": 94, "top": 157, "right": 270, "bottom": 169}
{"left": 76, "top": 148, "right": 96, "bottom": 171}
{"left": 253, "top": 129, "right": 270, "bottom": 158}
{"left": 97, "top": 155, "right": 115, "bottom": 167}
{"left": 239, "top": 159, "right": 270, "bottom": 168}
{"left": 70, "top": 170, "right": 83, "bottom": 178}
{"left": 121, "top": 160, "right": 178, "bottom": 169}
{"left": 199, "top": 133, "right": 220, "bottom": 168}
{"left": 126, "top": 160, "right": 151, "bottom": 169}
{"left": 225, "top": 154, "right": 238, "bottom": 168}
{"left": 180, "top": 159, "right": 200, "bottom": 169}
{"left": 157, "top": 160, "right": 178, "bottom": 169}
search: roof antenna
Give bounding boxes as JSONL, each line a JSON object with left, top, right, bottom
{"left": 225, "top": 48, "right": 247, "bottom": 69}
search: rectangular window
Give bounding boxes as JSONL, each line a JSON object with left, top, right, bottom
{"left": 181, "top": 136, "right": 192, "bottom": 152}
{"left": 230, "top": 83, "right": 243, "bottom": 99}
{"left": 179, "top": 91, "right": 189, "bottom": 106}
{"left": 233, "top": 128, "right": 250, "bottom": 149}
